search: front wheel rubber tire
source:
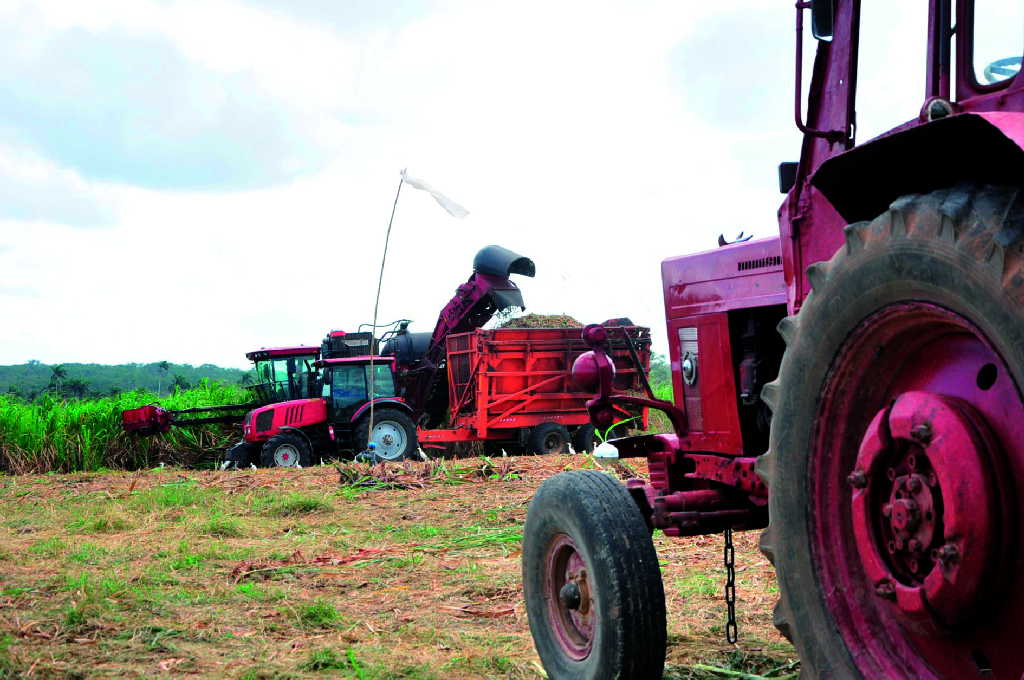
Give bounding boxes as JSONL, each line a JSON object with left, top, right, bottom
{"left": 523, "top": 470, "right": 666, "bottom": 679}
{"left": 260, "top": 433, "right": 313, "bottom": 468}
{"left": 223, "top": 441, "right": 258, "bottom": 469}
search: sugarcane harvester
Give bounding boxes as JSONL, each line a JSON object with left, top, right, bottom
{"left": 120, "top": 345, "right": 321, "bottom": 436}
{"left": 522, "top": 1, "right": 1024, "bottom": 679}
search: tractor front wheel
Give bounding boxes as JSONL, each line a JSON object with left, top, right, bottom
{"left": 523, "top": 470, "right": 666, "bottom": 679}
{"left": 261, "top": 433, "right": 313, "bottom": 468}
{"left": 758, "top": 186, "right": 1024, "bottom": 678}
{"left": 222, "top": 441, "right": 258, "bottom": 469}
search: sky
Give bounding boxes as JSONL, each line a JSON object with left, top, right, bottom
{"left": 0, "top": 1, "right": 932, "bottom": 369}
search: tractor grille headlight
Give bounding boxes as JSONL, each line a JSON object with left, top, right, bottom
{"left": 255, "top": 410, "right": 274, "bottom": 432}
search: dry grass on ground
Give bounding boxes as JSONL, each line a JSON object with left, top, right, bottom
{"left": 0, "top": 455, "right": 796, "bottom": 679}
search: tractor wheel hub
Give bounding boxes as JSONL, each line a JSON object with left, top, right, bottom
{"left": 850, "top": 391, "right": 1000, "bottom": 625}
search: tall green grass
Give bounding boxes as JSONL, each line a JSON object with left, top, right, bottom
{"left": 0, "top": 380, "right": 249, "bottom": 473}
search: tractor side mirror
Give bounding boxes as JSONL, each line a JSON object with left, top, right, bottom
{"left": 811, "top": 0, "right": 834, "bottom": 41}
{"left": 778, "top": 162, "right": 799, "bottom": 193}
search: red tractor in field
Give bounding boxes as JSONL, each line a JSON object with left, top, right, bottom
{"left": 522, "top": 2, "right": 1024, "bottom": 678}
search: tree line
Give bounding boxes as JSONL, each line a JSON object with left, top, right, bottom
{"left": 0, "top": 360, "right": 256, "bottom": 401}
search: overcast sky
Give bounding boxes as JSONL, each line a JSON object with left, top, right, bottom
{"left": 0, "top": 1, "right": 930, "bottom": 369}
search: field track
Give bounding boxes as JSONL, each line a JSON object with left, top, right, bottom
{"left": 0, "top": 455, "right": 795, "bottom": 679}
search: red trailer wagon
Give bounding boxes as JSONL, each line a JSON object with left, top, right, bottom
{"left": 417, "top": 324, "right": 652, "bottom": 454}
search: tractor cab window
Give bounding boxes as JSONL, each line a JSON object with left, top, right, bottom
{"left": 326, "top": 363, "right": 397, "bottom": 419}
{"left": 367, "top": 364, "right": 395, "bottom": 399}
{"left": 329, "top": 365, "right": 368, "bottom": 410}
{"left": 251, "top": 355, "right": 318, "bottom": 403}
{"left": 855, "top": 4, "right": 928, "bottom": 141}
{"left": 973, "top": 0, "right": 1022, "bottom": 86}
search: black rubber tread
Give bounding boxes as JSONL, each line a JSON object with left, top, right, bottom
{"left": 260, "top": 432, "right": 313, "bottom": 468}
{"left": 571, "top": 424, "right": 598, "bottom": 454}
{"left": 224, "top": 441, "right": 258, "bottom": 468}
{"left": 528, "top": 422, "right": 571, "bottom": 454}
{"left": 522, "top": 469, "right": 666, "bottom": 680}
{"left": 354, "top": 408, "right": 418, "bottom": 461}
{"left": 756, "top": 184, "right": 1024, "bottom": 679}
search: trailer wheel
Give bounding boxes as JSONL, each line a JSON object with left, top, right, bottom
{"left": 529, "top": 423, "right": 570, "bottom": 454}
{"left": 571, "top": 425, "right": 598, "bottom": 454}
{"left": 355, "top": 408, "right": 417, "bottom": 461}
{"left": 260, "top": 433, "right": 313, "bottom": 468}
{"left": 757, "top": 186, "right": 1024, "bottom": 678}
{"left": 523, "top": 470, "right": 665, "bottom": 679}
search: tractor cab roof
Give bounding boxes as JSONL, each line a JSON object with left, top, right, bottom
{"left": 316, "top": 356, "right": 395, "bottom": 368}
{"left": 245, "top": 346, "right": 321, "bottom": 362}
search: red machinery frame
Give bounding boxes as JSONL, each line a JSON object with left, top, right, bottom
{"left": 417, "top": 326, "right": 650, "bottom": 447}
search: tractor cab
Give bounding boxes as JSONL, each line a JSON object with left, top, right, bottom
{"left": 318, "top": 357, "right": 399, "bottom": 421}
{"left": 244, "top": 346, "right": 321, "bottom": 404}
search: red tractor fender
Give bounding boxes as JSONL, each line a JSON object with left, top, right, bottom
{"left": 244, "top": 398, "right": 328, "bottom": 443}
{"left": 349, "top": 398, "right": 412, "bottom": 423}
{"left": 812, "top": 112, "right": 1024, "bottom": 224}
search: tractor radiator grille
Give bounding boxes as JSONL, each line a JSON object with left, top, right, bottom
{"left": 678, "top": 327, "right": 698, "bottom": 355}
{"left": 678, "top": 326, "right": 702, "bottom": 431}
{"left": 284, "top": 405, "right": 305, "bottom": 424}
{"left": 737, "top": 256, "right": 782, "bottom": 271}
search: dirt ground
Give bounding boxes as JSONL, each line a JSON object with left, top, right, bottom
{"left": 0, "top": 455, "right": 796, "bottom": 679}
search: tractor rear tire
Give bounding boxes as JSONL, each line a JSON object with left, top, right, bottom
{"left": 355, "top": 408, "right": 417, "bottom": 461}
{"left": 757, "top": 186, "right": 1024, "bottom": 678}
{"left": 529, "top": 423, "right": 570, "bottom": 454}
{"left": 523, "top": 470, "right": 666, "bottom": 679}
{"left": 261, "top": 433, "right": 313, "bottom": 468}
{"left": 571, "top": 424, "right": 598, "bottom": 454}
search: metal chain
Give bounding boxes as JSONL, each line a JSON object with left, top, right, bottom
{"left": 724, "top": 527, "right": 738, "bottom": 644}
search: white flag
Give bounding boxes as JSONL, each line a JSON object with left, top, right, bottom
{"left": 400, "top": 168, "right": 469, "bottom": 218}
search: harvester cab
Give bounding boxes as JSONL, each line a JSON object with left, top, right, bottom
{"left": 523, "top": 2, "right": 1024, "bottom": 679}
{"left": 244, "top": 346, "right": 322, "bottom": 404}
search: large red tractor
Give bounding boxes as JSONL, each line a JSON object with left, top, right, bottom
{"left": 522, "top": 2, "right": 1024, "bottom": 678}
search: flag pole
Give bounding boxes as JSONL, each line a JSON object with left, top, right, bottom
{"left": 367, "top": 174, "right": 404, "bottom": 454}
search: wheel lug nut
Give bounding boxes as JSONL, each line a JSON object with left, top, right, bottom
{"left": 937, "top": 543, "right": 959, "bottom": 564}
{"left": 847, "top": 470, "right": 867, "bottom": 488}
{"left": 875, "top": 580, "right": 896, "bottom": 600}
{"left": 908, "top": 476, "right": 922, "bottom": 492}
{"left": 908, "top": 539, "right": 921, "bottom": 552}
{"left": 911, "top": 423, "right": 932, "bottom": 443}
{"left": 559, "top": 582, "right": 582, "bottom": 610}
{"left": 882, "top": 503, "right": 892, "bottom": 517}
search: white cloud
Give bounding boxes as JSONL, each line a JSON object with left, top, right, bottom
{"left": 0, "top": 0, "right": 922, "bottom": 369}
